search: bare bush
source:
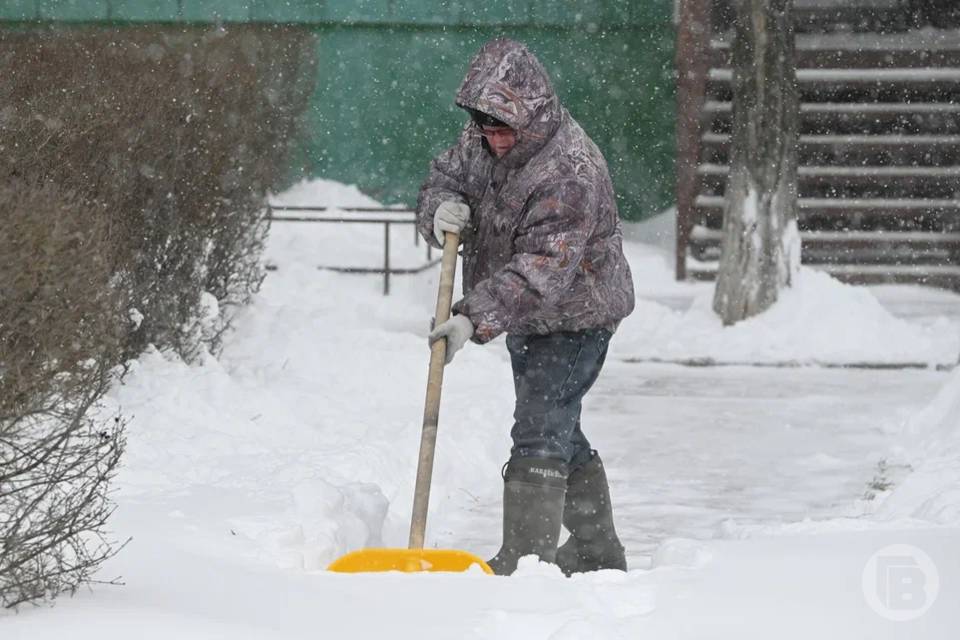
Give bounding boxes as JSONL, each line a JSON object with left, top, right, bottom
{"left": 0, "top": 25, "right": 317, "bottom": 358}
{"left": 0, "top": 182, "right": 126, "bottom": 609}
{"left": 0, "top": 26, "right": 316, "bottom": 608}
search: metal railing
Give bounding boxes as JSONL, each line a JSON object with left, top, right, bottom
{"left": 266, "top": 204, "right": 438, "bottom": 295}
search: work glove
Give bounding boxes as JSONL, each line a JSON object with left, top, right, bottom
{"left": 433, "top": 201, "right": 470, "bottom": 247}
{"left": 428, "top": 314, "right": 474, "bottom": 365}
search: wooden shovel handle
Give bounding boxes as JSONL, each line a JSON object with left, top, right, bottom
{"left": 408, "top": 231, "right": 459, "bottom": 549}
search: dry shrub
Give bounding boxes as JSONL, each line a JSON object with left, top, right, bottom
{"left": 0, "top": 25, "right": 317, "bottom": 358}
{"left": 0, "top": 26, "right": 317, "bottom": 608}
{"left": 0, "top": 181, "right": 126, "bottom": 609}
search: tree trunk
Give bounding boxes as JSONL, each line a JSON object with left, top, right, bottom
{"left": 712, "top": 0, "right": 800, "bottom": 325}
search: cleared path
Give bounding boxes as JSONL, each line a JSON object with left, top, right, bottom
{"left": 448, "top": 287, "right": 954, "bottom": 568}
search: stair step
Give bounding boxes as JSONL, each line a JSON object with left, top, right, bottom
{"left": 688, "top": 226, "right": 960, "bottom": 266}
{"left": 694, "top": 195, "right": 960, "bottom": 231}
{"left": 698, "top": 164, "right": 960, "bottom": 192}
{"left": 707, "top": 67, "right": 960, "bottom": 103}
{"left": 703, "top": 132, "right": 960, "bottom": 149}
{"left": 690, "top": 225, "right": 960, "bottom": 245}
{"left": 703, "top": 100, "right": 960, "bottom": 120}
{"left": 679, "top": 8, "right": 960, "bottom": 288}
{"left": 710, "top": 29, "right": 960, "bottom": 67}
{"left": 686, "top": 262, "right": 960, "bottom": 287}
{"left": 704, "top": 101, "right": 960, "bottom": 135}
{"left": 820, "top": 263, "right": 960, "bottom": 277}
{"left": 694, "top": 195, "right": 960, "bottom": 214}
{"left": 699, "top": 164, "right": 960, "bottom": 176}
{"left": 708, "top": 67, "right": 960, "bottom": 83}
{"left": 712, "top": 1, "right": 929, "bottom": 34}
{"left": 705, "top": 101, "right": 960, "bottom": 115}
{"left": 701, "top": 132, "right": 960, "bottom": 168}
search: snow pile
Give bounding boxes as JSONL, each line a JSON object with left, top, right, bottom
{"left": 615, "top": 238, "right": 958, "bottom": 367}
{"left": 231, "top": 479, "right": 390, "bottom": 571}
{"left": 112, "top": 347, "right": 396, "bottom": 569}
{"left": 650, "top": 538, "right": 713, "bottom": 569}
{"left": 873, "top": 367, "right": 960, "bottom": 525}
{"left": 268, "top": 178, "right": 385, "bottom": 209}
{"left": 267, "top": 177, "right": 431, "bottom": 270}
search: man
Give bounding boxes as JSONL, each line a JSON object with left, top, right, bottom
{"left": 416, "top": 39, "right": 635, "bottom": 576}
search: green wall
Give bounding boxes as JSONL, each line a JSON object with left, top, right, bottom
{"left": 3, "top": 1, "right": 677, "bottom": 220}
{"left": 302, "top": 23, "right": 675, "bottom": 220}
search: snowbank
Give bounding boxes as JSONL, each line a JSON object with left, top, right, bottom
{"left": 616, "top": 265, "right": 957, "bottom": 366}
{"left": 268, "top": 178, "right": 386, "bottom": 209}
{"left": 266, "top": 188, "right": 960, "bottom": 368}
{"left": 872, "top": 367, "right": 960, "bottom": 525}
{"left": 266, "top": 177, "right": 431, "bottom": 270}
{"left": 615, "top": 218, "right": 959, "bottom": 367}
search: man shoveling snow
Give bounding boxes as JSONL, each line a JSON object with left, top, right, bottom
{"left": 416, "top": 38, "right": 636, "bottom": 576}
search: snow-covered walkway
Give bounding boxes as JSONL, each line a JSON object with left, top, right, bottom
{"left": 441, "top": 357, "right": 948, "bottom": 567}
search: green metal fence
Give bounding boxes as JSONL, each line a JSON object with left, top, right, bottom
{"left": 4, "top": 1, "right": 676, "bottom": 220}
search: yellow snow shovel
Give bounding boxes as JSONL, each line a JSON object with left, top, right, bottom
{"left": 328, "top": 231, "right": 493, "bottom": 575}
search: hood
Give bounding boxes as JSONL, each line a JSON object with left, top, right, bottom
{"left": 455, "top": 38, "right": 562, "bottom": 167}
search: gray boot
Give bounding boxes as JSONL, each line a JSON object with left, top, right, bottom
{"left": 556, "top": 452, "right": 627, "bottom": 575}
{"left": 487, "top": 457, "right": 567, "bottom": 576}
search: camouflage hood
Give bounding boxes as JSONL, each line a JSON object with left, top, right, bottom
{"left": 416, "top": 39, "right": 635, "bottom": 343}
{"left": 455, "top": 39, "right": 562, "bottom": 168}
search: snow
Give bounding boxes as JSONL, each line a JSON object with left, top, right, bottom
{"left": 700, "top": 163, "right": 960, "bottom": 178}
{"left": 783, "top": 217, "right": 801, "bottom": 278}
{"left": 743, "top": 185, "right": 758, "bottom": 225}
{"left": 698, "top": 195, "right": 960, "bottom": 214}
{"left": 712, "top": 26, "right": 960, "bottom": 52}
{"left": 710, "top": 68, "right": 960, "bottom": 82}
{"left": 872, "top": 367, "right": 960, "bottom": 525}
{"left": 267, "top": 178, "right": 429, "bottom": 270}
{"left": 704, "top": 132, "right": 960, "bottom": 145}
{"left": 268, "top": 178, "right": 385, "bottom": 209}
{"left": 5, "top": 179, "right": 960, "bottom": 638}
{"left": 693, "top": 225, "right": 960, "bottom": 244}
{"left": 617, "top": 220, "right": 959, "bottom": 366}
{"left": 706, "top": 100, "right": 960, "bottom": 115}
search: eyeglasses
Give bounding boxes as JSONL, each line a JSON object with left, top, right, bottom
{"left": 474, "top": 122, "right": 515, "bottom": 140}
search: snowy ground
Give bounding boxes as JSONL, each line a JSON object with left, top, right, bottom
{"left": 5, "top": 179, "right": 960, "bottom": 639}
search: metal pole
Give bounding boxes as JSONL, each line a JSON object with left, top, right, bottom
{"left": 384, "top": 221, "right": 391, "bottom": 296}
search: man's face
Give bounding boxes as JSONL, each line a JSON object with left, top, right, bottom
{"left": 479, "top": 124, "right": 517, "bottom": 158}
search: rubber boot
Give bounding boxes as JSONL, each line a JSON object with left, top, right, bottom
{"left": 487, "top": 457, "right": 567, "bottom": 576}
{"left": 556, "top": 452, "right": 627, "bottom": 575}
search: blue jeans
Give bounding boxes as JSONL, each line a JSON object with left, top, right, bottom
{"left": 507, "top": 328, "right": 612, "bottom": 469}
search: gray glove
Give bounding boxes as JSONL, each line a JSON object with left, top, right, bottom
{"left": 428, "top": 314, "right": 474, "bottom": 364}
{"left": 433, "top": 201, "right": 471, "bottom": 246}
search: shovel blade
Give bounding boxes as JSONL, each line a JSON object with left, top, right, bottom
{"left": 327, "top": 548, "right": 493, "bottom": 574}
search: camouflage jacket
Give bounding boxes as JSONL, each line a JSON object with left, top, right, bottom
{"left": 416, "top": 38, "right": 635, "bottom": 344}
